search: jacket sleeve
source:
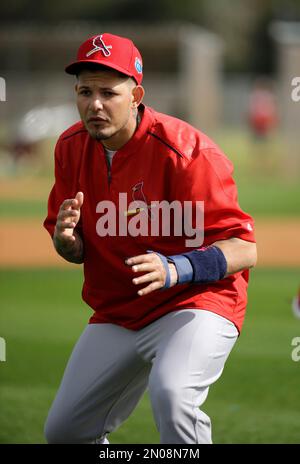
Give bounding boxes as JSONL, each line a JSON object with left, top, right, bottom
{"left": 43, "top": 139, "right": 82, "bottom": 239}
{"left": 174, "top": 147, "right": 255, "bottom": 246}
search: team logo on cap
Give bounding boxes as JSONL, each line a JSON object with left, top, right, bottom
{"left": 135, "top": 57, "right": 143, "bottom": 74}
{"left": 86, "top": 35, "right": 112, "bottom": 58}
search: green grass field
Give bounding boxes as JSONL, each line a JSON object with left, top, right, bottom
{"left": 0, "top": 267, "right": 300, "bottom": 444}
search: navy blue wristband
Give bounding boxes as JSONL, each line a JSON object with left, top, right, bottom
{"left": 147, "top": 246, "right": 227, "bottom": 289}
{"left": 182, "top": 246, "right": 227, "bottom": 284}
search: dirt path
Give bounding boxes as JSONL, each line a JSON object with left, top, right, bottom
{"left": 0, "top": 218, "right": 299, "bottom": 268}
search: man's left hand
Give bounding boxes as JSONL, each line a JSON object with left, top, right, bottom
{"left": 125, "top": 253, "right": 178, "bottom": 296}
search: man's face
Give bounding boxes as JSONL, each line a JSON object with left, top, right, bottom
{"left": 76, "top": 69, "right": 138, "bottom": 143}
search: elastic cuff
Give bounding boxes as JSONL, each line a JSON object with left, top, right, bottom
{"left": 167, "top": 254, "right": 194, "bottom": 284}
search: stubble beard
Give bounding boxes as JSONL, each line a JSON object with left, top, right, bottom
{"left": 94, "top": 131, "right": 112, "bottom": 141}
{"left": 87, "top": 126, "right": 115, "bottom": 141}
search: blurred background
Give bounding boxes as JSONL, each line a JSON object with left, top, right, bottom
{"left": 0, "top": 0, "right": 300, "bottom": 444}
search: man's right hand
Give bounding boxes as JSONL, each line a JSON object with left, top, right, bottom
{"left": 54, "top": 192, "right": 84, "bottom": 245}
{"left": 53, "top": 192, "right": 84, "bottom": 263}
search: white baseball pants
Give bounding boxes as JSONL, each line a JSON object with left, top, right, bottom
{"left": 44, "top": 309, "right": 238, "bottom": 444}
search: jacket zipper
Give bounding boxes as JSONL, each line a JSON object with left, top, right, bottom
{"left": 106, "top": 158, "right": 112, "bottom": 189}
{"left": 104, "top": 149, "right": 116, "bottom": 189}
{"left": 108, "top": 165, "right": 112, "bottom": 185}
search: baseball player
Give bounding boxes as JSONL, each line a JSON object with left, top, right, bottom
{"left": 43, "top": 33, "right": 257, "bottom": 444}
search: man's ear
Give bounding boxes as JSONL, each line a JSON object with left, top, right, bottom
{"left": 132, "top": 85, "right": 145, "bottom": 108}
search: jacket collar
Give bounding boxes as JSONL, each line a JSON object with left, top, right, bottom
{"left": 96, "top": 104, "right": 155, "bottom": 157}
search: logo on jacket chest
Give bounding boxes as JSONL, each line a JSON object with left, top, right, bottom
{"left": 94, "top": 180, "right": 204, "bottom": 247}
{"left": 124, "top": 181, "right": 156, "bottom": 218}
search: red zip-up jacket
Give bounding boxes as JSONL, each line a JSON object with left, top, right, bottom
{"left": 44, "top": 104, "right": 255, "bottom": 333}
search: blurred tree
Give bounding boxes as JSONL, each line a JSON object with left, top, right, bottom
{"left": 249, "top": 8, "right": 276, "bottom": 74}
{"left": 110, "top": 0, "right": 206, "bottom": 22}
{"left": 2, "top": 0, "right": 300, "bottom": 72}
{"left": 249, "top": 0, "right": 300, "bottom": 73}
{"left": 0, "top": 0, "right": 206, "bottom": 22}
{"left": 273, "top": 0, "right": 300, "bottom": 21}
{"left": 1, "top": 0, "right": 112, "bottom": 21}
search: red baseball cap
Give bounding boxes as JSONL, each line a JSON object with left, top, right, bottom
{"left": 65, "top": 33, "right": 143, "bottom": 85}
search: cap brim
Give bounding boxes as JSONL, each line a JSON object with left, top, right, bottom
{"left": 65, "top": 59, "right": 133, "bottom": 79}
